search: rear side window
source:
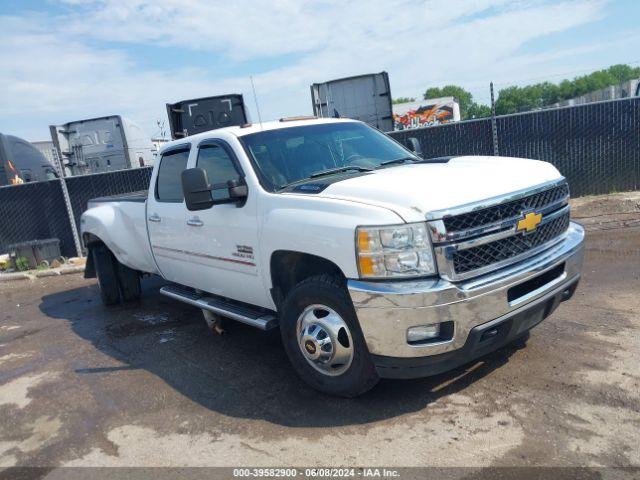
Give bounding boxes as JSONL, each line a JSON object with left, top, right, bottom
{"left": 156, "top": 148, "right": 190, "bottom": 202}
{"left": 196, "top": 144, "right": 240, "bottom": 201}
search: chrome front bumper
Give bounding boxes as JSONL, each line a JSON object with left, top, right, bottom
{"left": 347, "top": 222, "right": 585, "bottom": 365}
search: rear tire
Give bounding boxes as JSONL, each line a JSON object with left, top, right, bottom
{"left": 92, "top": 244, "right": 120, "bottom": 306}
{"left": 280, "top": 274, "right": 379, "bottom": 397}
{"left": 116, "top": 262, "right": 141, "bottom": 302}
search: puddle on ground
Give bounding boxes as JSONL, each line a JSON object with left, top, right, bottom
{"left": 105, "top": 311, "right": 197, "bottom": 339}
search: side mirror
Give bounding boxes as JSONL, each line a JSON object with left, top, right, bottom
{"left": 227, "top": 178, "right": 248, "bottom": 200}
{"left": 182, "top": 168, "right": 214, "bottom": 211}
{"left": 406, "top": 137, "right": 423, "bottom": 158}
{"left": 181, "top": 168, "right": 248, "bottom": 211}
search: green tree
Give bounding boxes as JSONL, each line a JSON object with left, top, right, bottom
{"left": 392, "top": 97, "right": 416, "bottom": 104}
{"left": 467, "top": 102, "right": 491, "bottom": 119}
{"left": 608, "top": 64, "right": 640, "bottom": 83}
{"left": 495, "top": 64, "right": 640, "bottom": 114}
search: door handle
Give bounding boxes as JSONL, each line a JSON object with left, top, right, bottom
{"left": 148, "top": 213, "right": 161, "bottom": 222}
{"left": 187, "top": 217, "right": 204, "bottom": 227}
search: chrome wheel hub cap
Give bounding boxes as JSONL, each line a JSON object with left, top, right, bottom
{"left": 296, "top": 304, "right": 354, "bottom": 376}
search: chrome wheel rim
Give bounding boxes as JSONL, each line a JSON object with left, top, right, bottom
{"left": 296, "top": 304, "right": 354, "bottom": 377}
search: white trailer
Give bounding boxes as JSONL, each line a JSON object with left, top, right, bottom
{"left": 551, "top": 78, "right": 640, "bottom": 108}
{"left": 311, "top": 72, "right": 393, "bottom": 131}
{"left": 50, "top": 115, "right": 155, "bottom": 176}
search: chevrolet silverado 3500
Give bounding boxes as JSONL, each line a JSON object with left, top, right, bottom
{"left": 81, "top": 117, "right": 584, "bottom": 397}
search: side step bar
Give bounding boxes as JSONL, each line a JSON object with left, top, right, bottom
{"left": 159, "top": 285, "right": 278, "bottom": 331}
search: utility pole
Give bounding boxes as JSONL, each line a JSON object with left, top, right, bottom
{"left": 490, "top": 82, "right": 499, "bottom": 156}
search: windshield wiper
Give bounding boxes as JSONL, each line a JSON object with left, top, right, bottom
{"left": 378, "top": 156, "right": 419, "bottom": 167}
{"left": 309, "top": 166, "right": 373, "bottom": 178}
{"left": 275, "top": 165, "right": 373, "bottom": 191}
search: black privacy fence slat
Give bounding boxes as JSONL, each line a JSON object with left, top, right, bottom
{"left": 0, "top": 167, "right": 153, "bottom": 257}
{"left": 1, "top": 97, "right": 639, "bottom": 258}
{"left": 388, "top": 96, "right": 640, "bottom": 197}
{"left": 65, "top": 167, "right": 153, "bottom": 233}
{"left": 389, "top": 117, "right": 495, "bottom": 158}
{"left": 0, "top": 180, "right": 77, "bottom": 257}
{"left": 494, "top": 98, "right": 640, "bottom": 196}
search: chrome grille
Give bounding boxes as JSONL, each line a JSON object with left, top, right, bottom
{"left": 452, "top": 212, "right": 570, "bottom": 274}
{"left": 429, "top": 180, "right": 572, "bottom": 281}
{"left": 443, "top": 183, "right": 569, "bottom": 233}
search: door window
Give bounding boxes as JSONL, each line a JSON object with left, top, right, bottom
{"left": 196, "top": 144, "right": 240, "bottom": 201}
{"left": 156, "top": 148, "right": 190, "bottom": 202}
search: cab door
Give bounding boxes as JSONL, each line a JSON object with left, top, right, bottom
{"left": 147, "top": 145, "right": 193, "bottom": 284}
{"left": 183, "top": 139, "right": 270, "bottom": 308}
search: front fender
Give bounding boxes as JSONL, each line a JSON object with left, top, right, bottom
{"left": 258, "top": 195, "right": 403, "bottom": 287}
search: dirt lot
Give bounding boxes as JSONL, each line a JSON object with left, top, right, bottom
{"left": 0, "top": 192, "right": 639, "bottom": 476}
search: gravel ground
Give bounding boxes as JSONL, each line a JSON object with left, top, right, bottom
{"left": 0, "top": 193, "right": 639, "bottom": 478}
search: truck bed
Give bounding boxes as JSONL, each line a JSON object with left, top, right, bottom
{"left": 90, "top": 190, "right": 148, "bottom": 204}
{"left": 83, "top": 190, "right": 158, "bottom": 275}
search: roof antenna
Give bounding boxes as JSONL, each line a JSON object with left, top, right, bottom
{"left": 250, "top": 76, "right": 264, "bottom": 130}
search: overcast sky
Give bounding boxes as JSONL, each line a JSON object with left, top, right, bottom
{"left": 1, "top": 0, "right": 639, "bottom": 141}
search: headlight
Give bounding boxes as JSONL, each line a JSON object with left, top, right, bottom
{"left": 356, "top": 223, "right": 437, "bottom": 279}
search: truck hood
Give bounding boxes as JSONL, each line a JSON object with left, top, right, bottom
{"left": 319, "top": 156, "right": 563, "bottom": 223}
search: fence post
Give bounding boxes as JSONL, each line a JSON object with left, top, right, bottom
{"left": 53, "top": 151, "right": 83, "bottom": 258}
{"left": 490, "top": 82, "right": 500, "bottom": 156}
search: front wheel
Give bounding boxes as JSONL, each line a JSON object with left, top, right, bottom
{"left": 280, "top": 274, "right": 379, "bottom": 397}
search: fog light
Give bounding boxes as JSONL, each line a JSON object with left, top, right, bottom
{"left": 407, "top": 323, "right": 441, "bottom": 343}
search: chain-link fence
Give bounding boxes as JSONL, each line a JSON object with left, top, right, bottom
{"left": 0, "top": 168, "right": 152, "bottom": 257}
{"left": 388, "top": 96, "right": 640, "bottom": 196}
{"left": 65, "top": 167, "right": 153, "bottom": 233}
{"left": 0, "top": 180, "right": 76, "bottom": 257}
{"left": 1, "top": 96, "right": 639, "bottom": 258}
{"left": 391, "top": 117, "right": 495, "bottom": 157}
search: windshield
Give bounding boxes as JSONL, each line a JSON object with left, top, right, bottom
{"left": 240, "top": 122, "right": 417, "bottom": 190}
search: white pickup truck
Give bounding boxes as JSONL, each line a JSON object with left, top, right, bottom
{"left": 81, "top": 117, "right": 584, "bottom": 396}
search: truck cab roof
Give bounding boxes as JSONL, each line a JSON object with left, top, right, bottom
{"left": 158, "top": 117, "right": 358, "bottom": 154}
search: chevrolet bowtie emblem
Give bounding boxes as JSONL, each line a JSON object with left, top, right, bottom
{"left": 517, "top": 211, "right": 542, "bottom": 233}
